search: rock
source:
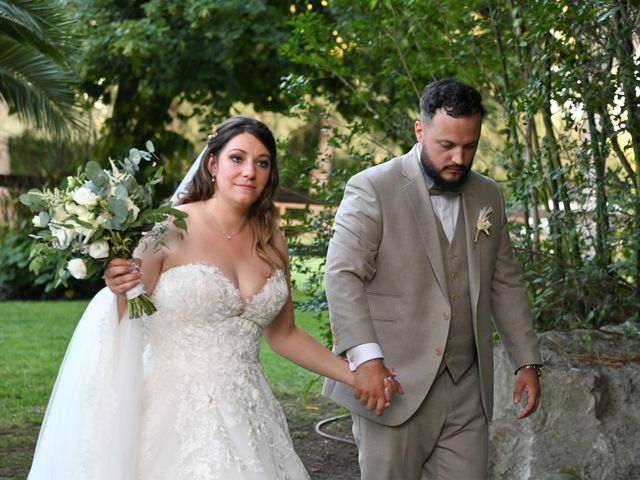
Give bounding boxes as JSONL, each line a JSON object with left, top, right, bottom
{"left": 489, "top": 329, "right": 640, "bottom": 480}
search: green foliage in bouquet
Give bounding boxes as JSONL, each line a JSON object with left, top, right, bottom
{"left": 19, "top": 141, "right": 188, "bottom": 318}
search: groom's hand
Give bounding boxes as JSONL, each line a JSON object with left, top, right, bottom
{"left": 513, "top": 367, "right": 541, "bottom": 419}
{"left": 354, "top": 359, "right": 401, "bottom": 416}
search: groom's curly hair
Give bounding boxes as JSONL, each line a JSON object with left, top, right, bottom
{"left": 420, "top": 79, "right": 485, "bottom": 121}
{"left": 177, "top": 115, "right": 285, "bottom": 269}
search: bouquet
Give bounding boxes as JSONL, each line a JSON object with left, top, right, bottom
{"left": 20, "top": 141, "right": 187, "bottom": 318}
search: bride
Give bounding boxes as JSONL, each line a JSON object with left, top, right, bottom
{"left": 28, "top": 116, "right": 402, "bottom": 479}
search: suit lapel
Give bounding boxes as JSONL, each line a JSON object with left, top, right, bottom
{"left": 462, "top": 186, "right": 481, "bottom": 322}
{"left": 401, "top": 150, "right": 448, "bottom": 300}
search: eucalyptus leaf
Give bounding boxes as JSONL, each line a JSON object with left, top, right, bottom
{"left": 19, "top": 193, "right": 34, "bottom": 206}
{"left": 83, "top": 180, "right": 100, "bottom": 194}
{"left": 86, "top": 164, "right": 110, "bottom": 189}
{"left": 19, "top": 189, "right": 44, "bottom": 209}
{"left": 105, "top": 217, "right": 125, "bottom": 230}
{"left": 93, "top": 181, "right": 111, "bottom": 197}
{"left": 38, "top": 212, "right": 50, "bottom": 225}
{"left": 108, "top": 196, "right": 129, "bottom": 220}
{"left": 85, "top": 161, "right": 104, "bottom": 182}
{"left": 115, "top": 184, "right": 129, "bottom": 200}
{"left": 145, "top": 140, "right": 155, "bottom": 153}
{"left": 129, "top": 149, "right": 141, "bottom": 164}
{"left": 125, "top": 176, "right": 139, "bottom": 193}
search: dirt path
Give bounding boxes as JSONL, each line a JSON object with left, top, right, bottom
{"left": 281, "top": 394, "right": 360, "bottom": 479}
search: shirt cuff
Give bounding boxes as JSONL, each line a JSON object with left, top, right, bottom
{"left": 346, "top": 343, "right": 384, "bottom": 372}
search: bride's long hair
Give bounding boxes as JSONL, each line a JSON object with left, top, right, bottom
{"left": 176, "top": 116, "right": 285, "bottom": 269}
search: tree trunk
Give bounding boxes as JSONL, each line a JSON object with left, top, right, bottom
{"left": 584, "top": 101, "right": 611, "bottom": 268}
{"left": 488, "top": 0, "right": 532, "bottom": 252}
{"left": 108, "top": 73, "right": 141, "bottom": 154}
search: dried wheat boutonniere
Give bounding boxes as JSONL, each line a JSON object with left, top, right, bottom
{"left": 474, "top": 206, "right": 494, "bottom": 243}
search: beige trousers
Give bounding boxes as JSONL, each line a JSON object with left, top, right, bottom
{"left": 352, "top": 363, "right": 488, "bottom": 480}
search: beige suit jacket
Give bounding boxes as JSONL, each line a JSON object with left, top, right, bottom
{"left": 322, "top": 145, "right": 541, "bottom": 426}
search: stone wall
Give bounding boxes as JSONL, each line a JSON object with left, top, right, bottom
{"left": 489, "top": 327, "right": 640, "bottom": 480}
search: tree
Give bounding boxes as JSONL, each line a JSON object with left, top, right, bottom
{"left": 281, "top": 0, "right": 640, "bottom": 331}
{"left": 0, "top": 0, "right": 85, "bottom": 138}
{"left": 72, "top": 0, "right": 297, "bottom": 158}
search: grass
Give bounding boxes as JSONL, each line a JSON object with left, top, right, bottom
{"left": 0, "top": 300, "right": 326, "bottom": 425}
{"left": 0, "top": 301, "right": 87, "bottom": 427}
{"left": 260, "top": 310, "right": 327, "bottom": 398}
{"left": 0, "top": 263, "right": 332, "bottom": 477}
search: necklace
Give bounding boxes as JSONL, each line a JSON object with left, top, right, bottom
{"left": 203, "top": 201, "right": 247, "bottom": 240}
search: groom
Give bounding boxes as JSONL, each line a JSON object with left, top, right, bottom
{"left": 323, "top": 79, "right": 542, "bottom": 479}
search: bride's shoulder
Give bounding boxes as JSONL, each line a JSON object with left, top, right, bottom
{"left": 174, "top": 202, "right": 197, "bottom": 215}
{"left": 137, "top": 205, "right": 193, "bottom": 252}
{"left": 157, "top": 203, "right": 199, "bottom": 233}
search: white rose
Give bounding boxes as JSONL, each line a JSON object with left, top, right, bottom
{"left": 72, "top": 187, "right": 98, "bottom": 207}
{"left": 50, "top": 225, "right": 74, "bottom": 249}
{"left": 32, "top": 214, "right": 47, "bottom": 228}
{"left": 88, "top": 240, "right": 109, "bottom": 259}
{"left": 67, "top": 258, "right": 87, "bottom": 279}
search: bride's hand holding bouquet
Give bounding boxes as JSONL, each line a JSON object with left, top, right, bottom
{"left": 20, "top": 141, "right": 187, "bottom": 318}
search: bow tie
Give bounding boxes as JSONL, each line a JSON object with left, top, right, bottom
{"left": 429, "top": 184, "right": 461, "bottom": 196}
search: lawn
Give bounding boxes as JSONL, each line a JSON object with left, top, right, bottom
{"left": 0, "top": 259, "right": 336, "bottom": 478}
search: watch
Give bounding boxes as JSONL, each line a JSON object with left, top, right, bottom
{"left": 517, "top": 364, "right": 543, "bottom": 377}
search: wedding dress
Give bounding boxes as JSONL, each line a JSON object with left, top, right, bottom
{"left": 28, "top": 262, "right": 309, "bottom": 479}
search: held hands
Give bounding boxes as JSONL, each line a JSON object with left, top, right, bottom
{"left": 103, "top": 258, "right": 142, "bottom": 299}
{"left": 513, "top": 367, "right": 541, "bottom": 419}
{"left": 353, "top": 358, "right": 404, "bottom": 416}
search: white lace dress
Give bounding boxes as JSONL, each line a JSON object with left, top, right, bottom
{"left": 138, "top": 263, "right": 308, "bottom": 479}
{"left": 28, "top": 263, "right": 309, "bottom": 480}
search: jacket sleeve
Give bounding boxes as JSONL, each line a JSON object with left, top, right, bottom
{"left": 325, "top": 173, "right": 383, "bottom": 355}
{"left": 489, "top": 186, "right": 542, "bottom": 370}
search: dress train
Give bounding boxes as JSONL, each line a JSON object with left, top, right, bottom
{"left": 28, "top": 287, "right": 143, "bottom": 480}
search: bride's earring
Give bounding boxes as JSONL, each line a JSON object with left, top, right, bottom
{"left": 210, "top": 172, "right": 216, "bottom": 183}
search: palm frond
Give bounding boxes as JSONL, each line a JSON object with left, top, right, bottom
{"left": 0, "top": 37, "right": 85, "bottom": 137}
{"left": 0, "top": 0, "right": 65, "bottom": 61}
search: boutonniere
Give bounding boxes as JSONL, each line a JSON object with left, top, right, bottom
{"left": 474, "top": 206, "right": 493, "bottom": 243}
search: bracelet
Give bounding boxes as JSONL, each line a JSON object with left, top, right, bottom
{"left": 517, "top": 364, "right": 543, "bottom": 377}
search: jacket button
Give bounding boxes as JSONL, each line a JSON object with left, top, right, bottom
{"left": 443, "top": 312, "right": 450, "bottom": 321}
{"left": 435, "top": 347, "right": 443, "bottom": 356}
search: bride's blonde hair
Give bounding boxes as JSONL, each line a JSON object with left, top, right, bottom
{"left": 177, "top": 116, "right": 285, "bottom": 269}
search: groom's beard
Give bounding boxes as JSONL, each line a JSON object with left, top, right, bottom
{"left": 420, "top": 148, "right": 471, "bottom": 191}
